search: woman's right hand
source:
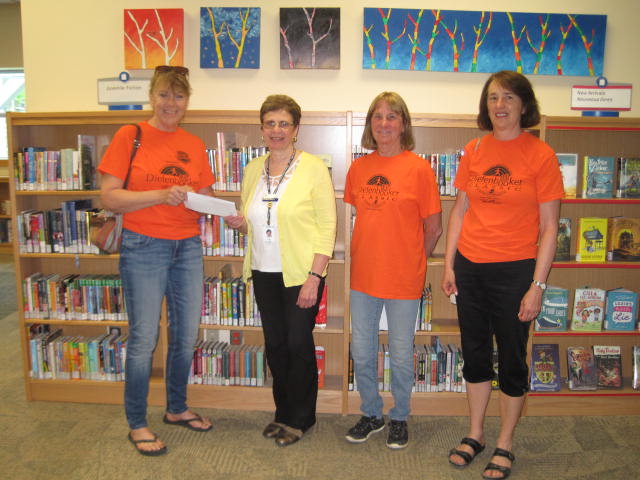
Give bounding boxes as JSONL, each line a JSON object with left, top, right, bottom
{"left": 223, "top": 215, "right": 246, "bottom": 230}
{"left": 441, "top": 268, "right": 458, "bottom": 297}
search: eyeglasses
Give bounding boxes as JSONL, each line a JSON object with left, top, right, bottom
{"left": 154, "top": 65, "right": 189, "bottom": 76}
{"left": 262, "top": 121, "right": 295, "bottom": 130}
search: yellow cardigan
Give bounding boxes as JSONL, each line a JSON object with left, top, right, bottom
{"left": 240, "top": 151, "right": 337, "bottom": 287}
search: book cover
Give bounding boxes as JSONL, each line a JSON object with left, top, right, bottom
{"left": 604, "top": 288, "right": 638, "bottom": 331}
{"left": 78, "top": 134, "right": 97, "bottom": 190}
{"left": 571, "top": 287, "right": 606, "bottom": 332}
{"left": 582, "top": 156, "right": 615, "bottom": 198}
{"left": 633, "top": 346, "right": 640, "bottom": 390}
{"left": 535, "top": 286, "right": 569, "bottom": 331}
{"left": 315, "top": 283, "right": 328, "bottom": 328}
{"left": 607, "top": 217, "right": 640, "bottom": 261}
{"left": 554, "top": 218, "right": 572, "bottom": 261}
{"left": 616, "top": 157, "right": 640, "bottom": 198}
{"left": 315, "top": 345, "right": 325, "bottom": 389}
{"left": 576, "top": 217, "right": 608, "bottom": 262}
{"left": 557, "top": 153, "right": 578, "bottom": 198}
{"left": 530, "top": 343, "right": 561, "bottom": 392}
{"left": 567, "top": 346, "right": 597, "bottom": 390}
{"left": 491, "top": 346, "right": 499, "bottom": 390}
{"left": 593, "top": 345, "right": 622, "bottom": 389}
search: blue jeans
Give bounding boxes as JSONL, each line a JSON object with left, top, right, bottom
{"left": 120, "top": 229, "right": 203, "bottom": 430}
{"left": 350, "top": 290, "right": 419, "bottom": 421}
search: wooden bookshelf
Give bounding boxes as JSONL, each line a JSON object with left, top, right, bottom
{"left": 7, "top": 111, "right": 640, "bottom": 417}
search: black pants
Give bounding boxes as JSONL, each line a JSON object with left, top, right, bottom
{"left": 252, "top": 270, "right": 324, "bottom": 431}
{"left": 454, "top": 252, "right": 535, "bottom": 397}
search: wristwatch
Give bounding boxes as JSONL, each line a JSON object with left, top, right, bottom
{"left": 532, "top": 280, "right": 547, "bottom": 291}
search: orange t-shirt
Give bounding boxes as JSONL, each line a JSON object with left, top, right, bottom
{"left": 455, "top": 132, "right": 564, "bottom": 263}
{"left": 345, "top": 150, "right": 441, "bottom": 299}
{"left": 98, "top": 122, "right": 215, "bottom": 240}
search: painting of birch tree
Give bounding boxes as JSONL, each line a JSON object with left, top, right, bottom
{"left": 280, "top": 8, "right": 340, "bottom": 69}
{"left": 124, "top": 9, "right": 184, "bottom": 69}
{"left": 200, "top": 7, "right": 261, "bottom": 69}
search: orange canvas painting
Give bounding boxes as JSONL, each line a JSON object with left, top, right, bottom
{"left": 124, "top": 8, "right": 184, "bottom": 69}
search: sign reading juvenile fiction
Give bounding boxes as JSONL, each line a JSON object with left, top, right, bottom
{"left": 97, "top": 77, "right": 150, "bottom": 105}
{"left": 571, "top": 85, "right": 632, "bottom": 111}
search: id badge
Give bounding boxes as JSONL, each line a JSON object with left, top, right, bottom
{"left": 262, "top": 225, "right": 276, "bottom": 243}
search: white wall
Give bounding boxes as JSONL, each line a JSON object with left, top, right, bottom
{"left": 21, "top": 0, "right": 640, "bottom": 115}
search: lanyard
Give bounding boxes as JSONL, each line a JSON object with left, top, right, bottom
{"left": 264, "top": 148, "right": 296, "bottom": 226}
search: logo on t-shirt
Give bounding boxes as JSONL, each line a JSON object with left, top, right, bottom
{"left": 359, "top": 174, "right": 399, "bottom": 208}
{"left": 469, "top": 165, "right": 522, "bottom": 203}
{"left": 176, "top": 150, "right": 191, "bottom": 163}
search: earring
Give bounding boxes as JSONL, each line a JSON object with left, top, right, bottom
{"left": 293, "top": 136, "right": 298, "bottom": 143}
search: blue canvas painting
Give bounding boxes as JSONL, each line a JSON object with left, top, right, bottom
{"left": 200, "top": 7, "right": 260, "bottom": 69}
{"left": 362, "top": 8, "right": 607, "bottom": 75}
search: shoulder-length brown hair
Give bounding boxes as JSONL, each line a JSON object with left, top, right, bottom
{"left": 361, "top": 91, "right": 415, "bottom": 151}
{"left": 477, "top": 70, "right": 540, "bottom": 131}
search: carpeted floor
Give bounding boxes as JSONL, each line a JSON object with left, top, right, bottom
{"left": 1, "top": 255, "right": 639, "bottom": 479}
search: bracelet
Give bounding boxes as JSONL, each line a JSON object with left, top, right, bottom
{"left": 308, "top": 271, "right": 323, "bottom": 279}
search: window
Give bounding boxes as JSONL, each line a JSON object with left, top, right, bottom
{"left": 0, "top": 69, "right": 26, "bottom": 160}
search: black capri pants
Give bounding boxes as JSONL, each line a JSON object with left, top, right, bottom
{"left": 454, "top": 251, "right": 535, "bottom": 397}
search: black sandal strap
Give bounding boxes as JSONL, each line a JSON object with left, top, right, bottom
{"left": 449, "top": 448, "right": 473, "bottom": 464}
{"left": 492, "top": 447, "right": 515, "bottom": 462}
{"left": 460, "top": 436, "right": 484, "bottom": 454}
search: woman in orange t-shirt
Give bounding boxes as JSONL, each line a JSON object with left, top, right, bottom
{"left": 99, "top": 67, "right": 215, "bottom": 456}
{"left": 442, "top": 71, "right": 563, "bottom": 480}
{"left": 344, "top": 92, "right": 442, "bottom": 450}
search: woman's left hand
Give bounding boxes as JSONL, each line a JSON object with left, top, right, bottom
{"left": 518, "top": 286, "right": 543, "bottom": 322}
{"left": 297, "top": 277, "right": 320, "bottom": 309}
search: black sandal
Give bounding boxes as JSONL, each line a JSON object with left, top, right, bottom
{"left": 448, "top": 437, "right": 485, "bottom": 468}
{"left": 482, "top": 448, "right": 515, "bottom": 480}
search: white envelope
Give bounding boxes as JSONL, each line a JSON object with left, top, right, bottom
{"left": 185, "top": 192, "right": 237, "bottom": 216}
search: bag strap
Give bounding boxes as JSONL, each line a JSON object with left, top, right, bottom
{"left": 122, "top": 123, "right": 141, "bottom": 189}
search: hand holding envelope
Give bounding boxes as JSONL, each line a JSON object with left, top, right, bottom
{"left": 184, "top": 192, "right": 237, "bottom": 216}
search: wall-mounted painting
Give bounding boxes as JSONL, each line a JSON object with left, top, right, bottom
{"left": 124, "top": 9, "right": 184, "bottom": 69}
{"left": 200, "top": 7, "right": 261, "bottom": 69}
{"left": 362, "top": 8, "right": 607, "bottom": 76}
{"left": 280, "top": 8, "right": 340, "bottom": 69}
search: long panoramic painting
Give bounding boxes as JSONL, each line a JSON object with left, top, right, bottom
{"left": 280, "top": 8, "right": 340, "bottom": 69}
{"left": 200, "top": 7, "right": 261, "bottom": 69}
{"left": 124, "top": 9, "right": 184, "bottom": 69}
{"left": 362, "top": 8, "right": 607, "bottom": 76}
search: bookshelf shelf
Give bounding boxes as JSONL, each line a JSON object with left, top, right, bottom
{"left": 8, "top": 111, "right": 640, "bottom": 416}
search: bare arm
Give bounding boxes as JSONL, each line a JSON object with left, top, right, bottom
{"left": 423, "top": 211, "right": 443, "bottom": 258}
{"left": 518, "top": 199, "right": 561, "bottom": 322}
{"left": 100, "top": 173, "right": 194, "bottom": 213}
{"left": 441, "top": 191, "right": 468, "bottom": 296}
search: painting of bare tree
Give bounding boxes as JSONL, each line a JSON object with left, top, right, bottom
{"left": 200, "top": 7, "right": 261, "bottom": 69}
{"left": 124, "top": 9, "right": 184, "bottom": 69}
{"left": 280, "top": 8, "right": 340, "bottom": 69}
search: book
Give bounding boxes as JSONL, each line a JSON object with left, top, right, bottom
{"left": 315, "top": 345, "right": 325, "bottom": 388}
{"left": 633, "top": 346, "right": 640, "bottom": 390}
{"left": 554, "top": 218, "right": 571, "bottom": 261}
{"left": 535, "top": 286, "right": 569, "bottom": 331}
{"left": 571, "top": 287, "right": 606, "bottom": 332}
{"left": 530, "top": 343, "right": 561, "bottom": 392}
{"left": 567, "top": 346, "right": 597, "bottom": 390}
{"left": 593, "top": 345, "right": 622, "bottom": 389}
{"left": 491, "top": 346, "right": 499, "bottom": 390}
{"left": 557, "top": 153, "right": 578, "bottom": 198}
{"left": 576, "top": 217, "right": 608, "bottom": 262}
{"left": 582, "top": 155, "right": 615, "bottom": 198}
{"left": 315, "top": 284, "right": 328, "bottom": 328}
{"left": 607, "top": 217, "right": 640, "bottom": 261}
{"left": 604, "top": 288, "right": 638, "bottom": 331}
{"left": 616, "top": 157, "right": 640, "bottom": 198}
{"left": 78, "top": 134, "right": 97, "bottom": 190}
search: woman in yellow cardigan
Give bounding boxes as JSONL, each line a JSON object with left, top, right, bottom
{"left": 224, "top": 94, "right": 336, "bottom": 447}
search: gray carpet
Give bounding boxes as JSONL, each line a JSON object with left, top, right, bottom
{"left": 1, "top": 256, "right": 639, "bottom": 479}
